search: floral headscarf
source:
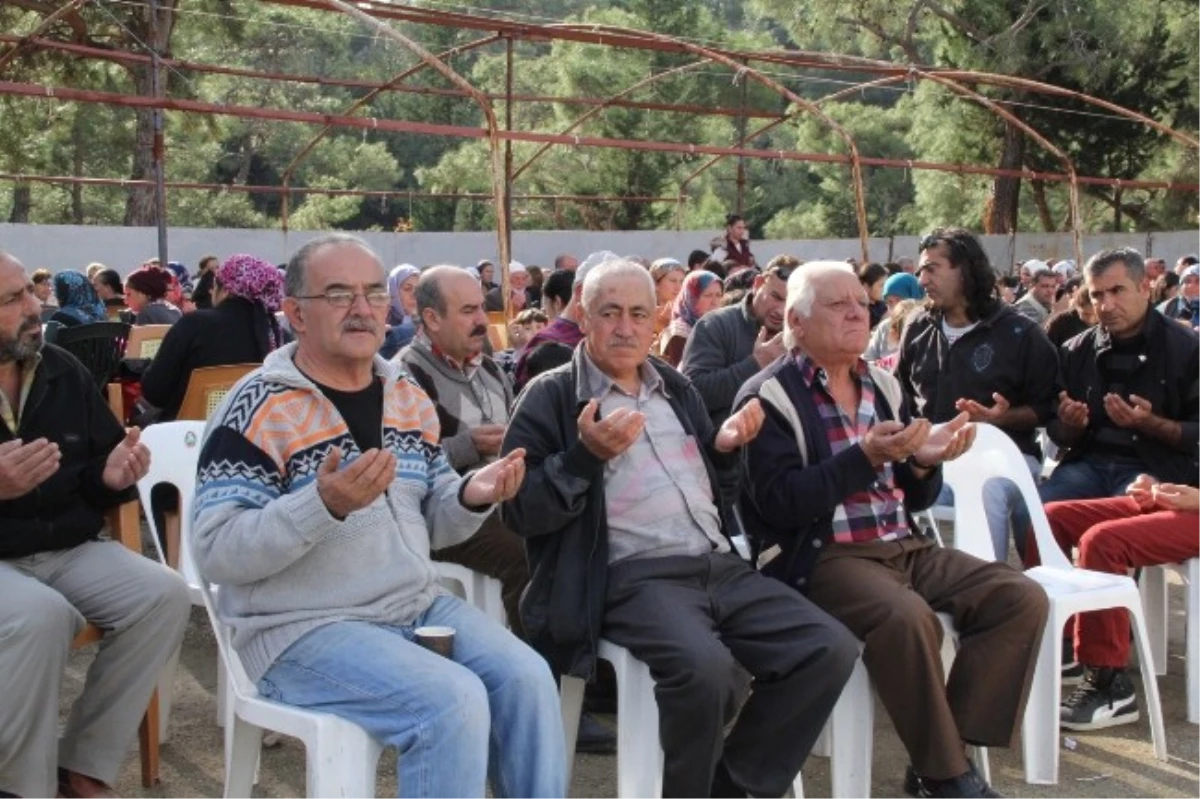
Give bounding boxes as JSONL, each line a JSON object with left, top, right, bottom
{"left": 165, "top": 261, "right": 194, "bottom": 292}
{"left": 216, "top": 254, "right": 285, "bottom": 354}
{"left": 667, "top": 270, "right": 721, "bottom": 333}
{"left": 53, "top": 271, "right": 107, "bottom": 324}
{"left": 387, "top": 264, "right": 420, "bottom": 325}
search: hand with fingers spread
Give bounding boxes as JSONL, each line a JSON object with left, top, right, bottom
{"left": 1151, "top": 482, "right": 1200, "bottom": 513}
{"left": 469, "top": 423, "right": 507, "bottom": 458}
{"left": 463, "top": 448, "right": 527, "bottom": 507}
{"left": 316, "top": 447, "right": 397, "bottom": 520}
{"left": 0, "top": 437, "right": 61, "bottom": 500}
{"left": 577, "top": 399, "right": 645, "bottom": 461}
{"left": 912, "top": 411, "right": 975, "bottom": 468}
{"left": 955, "top": 392, "right": 1010, "bottom": 423}
{"left": 1125, "top": 473, "right": 1159, "bottom": 511}
{"left": 861, "top": 418, "right": 931, "bottom": 467}
{"left": 752, "top": 327, "right": 786, "bottom": 368}
{"left": 1104, "top": 393, "right": 1154, "bottom": 430}
{"left": 102, "top": 427, "right": 151, "bottom": 491}
{"left": 715, "top": 398, "right": 765, "bottom": 453}
{"left": 1056, "top": 390, "right": 1089, "bottom": 431}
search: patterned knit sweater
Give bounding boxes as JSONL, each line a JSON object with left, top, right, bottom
{"left": 191, "top": 342, "right": 492, "bottom": 683}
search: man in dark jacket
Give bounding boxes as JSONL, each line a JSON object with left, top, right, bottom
{"left": 502, "top": 258, "right": 856, "bottom": 798}
{"left": 736, "top": 261, "right": 1048, "bottom": 799}
{"left": 1041, "top": 248, "right": 1199, "bottom": 502}
{"left": 0, "top": 252, "right": 190, "bottom": 799}
{"left": 897, "top": 228, "right": 1060, "bottom": 560}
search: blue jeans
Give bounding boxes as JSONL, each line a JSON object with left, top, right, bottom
{"left": 935, "top": 454, "right": 1040, "bottom": 561}
{"left": 1037, "top": 457, "right": 1144, "bottom": 504}
{"left": 257, "top": 595, "right": 565, "bottom": 798}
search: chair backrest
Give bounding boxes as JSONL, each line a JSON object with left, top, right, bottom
{"left": 177, "top": 364, "right": 259, "bottom": 421}
{"left": 54, "top": 321, "right": 131, "bottom": 389}
{"left": 942, "top": 422, "right": 1071, "bottom": 570}
{"left": 487, "top": 322, "right": 508, "bottom": 352}
{"left": 126, "top": 324, "right": 172, "bottom": 359}
{"left": 134, "top": 421, "right": 207, "bottom": 583}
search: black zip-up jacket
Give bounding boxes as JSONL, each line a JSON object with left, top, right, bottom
{"left": 1, "top": 344, "right": 134, "bottom": 559}
{"left": 1049, "top": 307, "right": 1199, "bottom": 485}
{"left": 896, "top": 302, "right": 1060, "bottom": 459}
{"left": 734, "top": 357, "right": 941, "bottom": 594}
{"left": 500, "top": 347, "right": 737, "bottom": 679}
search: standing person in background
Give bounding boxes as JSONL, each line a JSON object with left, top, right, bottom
{"left": 478, "top": 260, "right": 498, "bottom": 292}
{"left": 191, "top": 254, "right": 220, "bottom": 310}
{"left": 553, "top": 254, "right": 579, "bottom": 273}
{"left": 650, "top": 257, "right": 686, "bottom": 337}
{"left": 710, "top": 214, "right": 757, "bottom": 271}
{"left": 486, "top": 262, "right": 530, "bottom": 314}
{"left": 525, "top": 265, "right": 544, "bottom": 308}
{"left": 47, "top": 272, "right": 107, "bottom": 328}
{"left": 858, "top": 262, "right": 890, "bottom": 329}
{"left": 658, "top": 270, "right": 722, "bottom": 368}
{"left": 380, "top": 264, "right": 420, "bottom": 360}
{"left": 124, "top": 265, "right": 182, "bottom": 326}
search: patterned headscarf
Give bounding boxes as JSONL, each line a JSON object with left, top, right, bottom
{"left": 387, "top": 264, "right": 420, "bottom": 325}
{"left": 165, "top": 261, "right": 193, "bottom": 292}
{"left": 216, "top": 254, "right": 285, "bottom": 354}
{"left": 668, "top": 270, "right": 721, "bottom": 333}
{"left": 53, "top": 271, "right": 107, "bottom": 324}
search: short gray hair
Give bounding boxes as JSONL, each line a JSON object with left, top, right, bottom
{"left": 580, "top": 258, "right": 656, "bottom": 314}
{"left": 285, "top": 233, "right": 377, "bottom": 297}
{"left": 782, "top": 260, "right": 856, "bottom": 349}
{"left": 415, "top": 265, "right": 473, "bottom": 317}
{"left": 1085, "top": 248, "right": 1145, "bottom": 284}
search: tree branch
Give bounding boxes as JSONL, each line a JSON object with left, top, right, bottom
{"left": 834, "top": 14, "right": 922, "bottom": 63}
{"left": 7, "top": 0, "right": 89, "bottom": 43}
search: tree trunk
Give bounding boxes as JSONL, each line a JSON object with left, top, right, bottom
{"left": 8, "top": 184, "right": 31, "bottom": 223}
{"left": 123, "top": 2, "right": 177, "bottom": 226}
{"left": 71, "top": 112, "right": 85, "bottom": 223}
{"left": 986, "top": 121, "right": 1025, "bottom": 234}
{"left": 1030, "top": 180, "right": 1055, "bottom": 232}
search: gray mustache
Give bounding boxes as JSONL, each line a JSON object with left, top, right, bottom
{"left": 342, "top": 317, "right": 379, "bottom": 333}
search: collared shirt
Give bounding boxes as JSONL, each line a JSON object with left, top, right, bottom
{"left": 796, "top": 354, "right": 910, "bottom": 545}
{"left": 0, "top": 354, "right": 41, "bottom": 434}
{"left": 578, "top": 349, "right": 729, "bottom": 564}
{"left": 420, "top": 330, "right": 482, "bottom": 380}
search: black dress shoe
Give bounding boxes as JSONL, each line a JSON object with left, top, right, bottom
{"left": 904, "top": 761, "right": 1001, "bottom": 798}
{"left": 575, "top": 712, "right": 616, "bottom": 754}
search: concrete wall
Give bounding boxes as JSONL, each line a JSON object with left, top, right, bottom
{"left": 1, "top": 222, "right": 1196, "bottom": 278}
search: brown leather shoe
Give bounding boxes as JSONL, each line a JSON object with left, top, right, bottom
{"left": 57, "top": 769, "right": 118, "bottom": 799}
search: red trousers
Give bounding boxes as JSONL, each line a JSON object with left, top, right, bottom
{"left": 1026, "top": 497, "right": 1198, "bottom": 667}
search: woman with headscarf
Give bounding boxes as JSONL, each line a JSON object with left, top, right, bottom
{"left": 650, "top": 257, "right": 686, "bottom": 336}
{"left": 658, "top": 269, "right": 722, "bottom": 368}
{"left": 124, "top": 265, "right": 182, "bottom": 325}
{"left": 380, "top": 263, "right": 420, "bottom": 360}
{"left": 47, "top": 271, "right": 107, "bottom": 327}
{"left": 140, "top": 253, "right": 284, "bottom": 422}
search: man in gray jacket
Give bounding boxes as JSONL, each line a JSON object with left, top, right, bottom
{"left": 680, "top": 255, "right": 795, "bottom": 426}
{"left": 192, "top": 234, "right": 565, "bottom": 798}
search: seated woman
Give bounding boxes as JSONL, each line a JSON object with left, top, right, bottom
{"left": 47, "top": 271, "right": 107, "bottom": 327}
{"left": 649, "top": 257, "right": 686, "bottom": 337}
{"left": 91, "top": 268, "right": 127, "bottom": 318}
{"left": 140, "top": 254, "right": 284, "bottom": 422}
{"left": 379, "top": 263, "right": 420, "bottom": 360}
{"left": 124, "top": 265, "right": 183, "bottom": 326}
{"left": 657, "top": 269, "right": 721, "bottom": 368}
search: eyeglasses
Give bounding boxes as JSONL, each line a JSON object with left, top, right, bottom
{"left": 292, "top": 289, "right": 391, "bottom": 308}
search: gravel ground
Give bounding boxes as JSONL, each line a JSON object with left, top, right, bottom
{"left": 60, "top": 548, "right": 1198, "bottom": 798}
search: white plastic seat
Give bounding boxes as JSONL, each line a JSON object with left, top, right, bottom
{"left": 134, "top": 421, "right": 221, "bottom": 734}
{"left": 942, "top": 423, "right": 1166, "bottom": 784}
{"left": 560, "top": 640, "right": 804, "bottom": 798}
{"left": 433, "top": 561, "right": 506, "bottom": 627}
{"left": 1139, "top": 558, "right": 1199, "bottom": 724}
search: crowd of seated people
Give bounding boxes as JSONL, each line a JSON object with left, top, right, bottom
{"left": 2, "top": 226, "right": 1196, "bottom": 799}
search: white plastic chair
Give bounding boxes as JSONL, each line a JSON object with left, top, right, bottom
{"left": 134, "top": 421, "right": 223, "bottom": 733}
{"left": 942, "top": 423, "right": 1167, "bottom": 784}
{"left": 812, "top": 614, "right": 988, "bottom": 798}
{"left": 1139, "top": 558, "right": 1199, "bottom": 724}
{"left": 560, "top": 640, "right": 804, "bottom": 798}
{"left": 433, "top": 561, "right": 506, "bottom": 627}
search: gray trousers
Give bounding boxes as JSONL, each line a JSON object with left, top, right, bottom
{"left": 602, "top": 552, "right": 858, "bottom": 798}
{"left": 0, "top": 540, "right": 190, "bottom": 797}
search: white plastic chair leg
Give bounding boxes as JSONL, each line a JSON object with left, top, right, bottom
{"left": 1140, "top": 565, "right": 1169, "bottom": 675}
{"left": 1187, "top": 559, "right": 1199, "bottom": 724}
{"left": 157, "top": 644, "right": 181, "bottom": 743}
{"left": 827, "top": 657, "right": 873, "bottom": 798}
{"left": 1126, "top": 600, "right": 1168, "bottom": 763}
{"left": 224, "top": 715, "right": 264, "bottom": 798}
{"left": 560, "top": 675, "right": 585, "bottom": 789}
{"left": 608, "top": 646, "right": 661, "bottom": 799}
{"left": 305, "top": 719, "right": 383, "bottom": 798}
{"left": 217, "top": 658, "right": 229, "bottom": 727}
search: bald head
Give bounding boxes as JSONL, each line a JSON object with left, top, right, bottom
{"left": 417, "top": 266, "right": 488, "bottom": 362}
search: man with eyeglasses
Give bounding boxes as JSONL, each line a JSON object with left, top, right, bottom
{"left": 192, "top": 233, "right": 566, "bottom": 798}
{"left": 680, "top": 254, "right": 796, "bottom": 428}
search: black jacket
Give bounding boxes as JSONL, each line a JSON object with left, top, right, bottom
{"left": 896, "top": 302, "right": 1059, "bottom": 459}
{"left": 500, "top": 347, "right": 737, "bottom": 679}
{"left": 735, "top": 356, "right": 942, "bottom": 594}
{"left": 141, "top": 297, "right": 271, "bottom": 421}
{"left": 1050, "top": 308, "right": 1199, "bottom": 485}
{"left": 1, "top": 345, "right": 134, "bottom": 559}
